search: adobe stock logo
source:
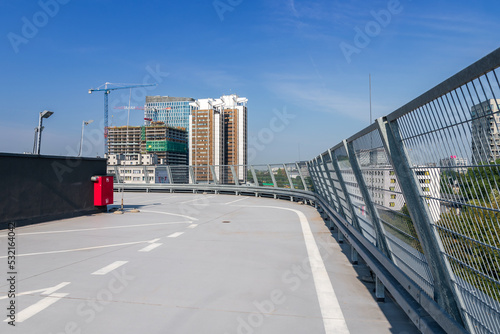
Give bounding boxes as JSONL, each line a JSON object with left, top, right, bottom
{"left": 213, "top": 0, "right": 243, "bottom": 21}
{"left": 339, "top": 0, "right": 405, "bottom": 64}
{"left": 7, "top": 0, "right": 71, "bottom": 54}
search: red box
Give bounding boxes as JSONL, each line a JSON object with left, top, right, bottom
{"left": 93, "top": 176, "right": 114, "bottom": 206}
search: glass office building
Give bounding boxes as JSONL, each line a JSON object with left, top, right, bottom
{"left": 145, "top": 96, "right": 195, "bottom": 132}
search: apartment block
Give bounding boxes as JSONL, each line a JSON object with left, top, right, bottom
{"left": 189, "top": 94, "right": 247, "bottom": 184}
{"left": 471, "top": 99, "right": 500, "bottom": 163}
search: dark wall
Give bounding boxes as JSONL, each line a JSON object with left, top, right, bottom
{"left": 0, "top": 153, "right": 107, "bottom": 229}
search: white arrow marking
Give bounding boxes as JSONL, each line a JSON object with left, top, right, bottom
{"left": 0, "top": 282, "right": 70, "bottom": 300}
{"left": 4, "top": 293, "right": 69, "bottom": 323}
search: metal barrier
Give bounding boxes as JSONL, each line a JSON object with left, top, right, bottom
{"left": 112, "top": 48, "right": 500, "bottom": 333}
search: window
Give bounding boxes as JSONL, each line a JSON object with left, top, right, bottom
{"left": 389, "top": 187, "right": 395, "bottom": 191}
{"left": 389, "top": 202, "right": 395, "bottom": 207}
{"left": 390, "top": 194, "right": 396, "bottom": 199}
{"left": 422, "top": 187, "right": 430, "bottom": 192}
{"left": 390, "top": 179, "right": 396, "bottom": 183}
{"left": 389, "top": 171, "right": 395, "bottom": 175}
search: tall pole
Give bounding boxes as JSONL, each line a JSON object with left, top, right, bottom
{"left": 36, "top": 113, "right": 43, "bottom": 155}
{"left": 104, "top": 90, "right": 109, "bottom": 155}
{"left": 79, "top": 120, "right": 85, "bottom": 157}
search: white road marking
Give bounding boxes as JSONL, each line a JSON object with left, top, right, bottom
{"left": 168, "top": 232, "right": 184, "bottom": 238}
{"left": 238, "top": 205, "right": 349, "bottom": 334}
{"left": 0, "top": 221, "right": 191, "bottom": 237}
{"left": 138, "top": 243, "right": 162, "bottom": 252}
{"left": 149, "top": 238, "right": 161, "bottom": 243}
{"left": 128, "top": 195, "right": 181, "bottom": 204}
{"left": 187, "top": 224, "right": 198, "bottom": 229}
{"left": 0, "top": 240, "right": 151, "bottom": 259}
{"left": 0, "top": 282, "right": 70, "bottom": 300}
{"left": 4, "top": 293, "right": 69, "bottom": 323}
{"left": 92, "top": 261, "right": 128, "bottom": 275}
{"left": 224, "top": 197, "right": 248, "bottom": 205}
{"left": 41, "top": 282, "right": 71, "bottom": 296}
{"left": 140, "top": 210, "right": 198, "bottom": 221}
{"left": 177, "top": 196, "right": 213, "bottom": 204}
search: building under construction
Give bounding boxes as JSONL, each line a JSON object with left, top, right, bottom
{"left": 107, "top": 124, "right": 188, "bottom": 165}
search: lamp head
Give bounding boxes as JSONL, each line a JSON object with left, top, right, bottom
{"left": 41, "top": 110, "right": 54, "bottom": 119}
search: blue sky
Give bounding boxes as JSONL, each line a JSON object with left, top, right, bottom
{"left": 0, "top": 0, "right": 499, "bottom": 163}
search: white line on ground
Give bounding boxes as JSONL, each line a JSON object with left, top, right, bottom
{"left": 177, "top": 196, "right": 213, "bottom": 204}
{"left": 140, "top": 210, "right": 198, "bottom": 221}
{"left": 4, "top": 293, "right": 69, "bottom": 323}
{"left": 187, "top": 224, "right": 198, "bottom": 229}
{"left": 0, "top": 221, "right": 191, "bottom": 237}
{"left": 92, "top": 261, "right": 128, "bottom": 275}
{"left": 149, "top": 238, "right": 161, "bottom": 243}
{"left": 224, "top": 197, "right": 248, "bottom": 205}
{"left": 168, "top": 232, "right": 184, "bottom": 238}
{"left": 138, "top": 243, "right": 162, "bottom": 252}
{"left": 41, "top": 282, "right": 71, "bottom": 296}
{"left": 0, "top": 240, "right": 151, "bottom": 259}
{"left": 238, "top": 205, "right": 350, "bottom": 334}
{"left": 126, "top": 195, "right": 181, "bottom": 204}
{"left": 0, "top": 282, "right": 70, "bottom": 300}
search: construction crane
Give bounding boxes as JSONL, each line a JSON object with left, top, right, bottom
{"left": 88, "top": 82, "right": 157, "bottom": 154}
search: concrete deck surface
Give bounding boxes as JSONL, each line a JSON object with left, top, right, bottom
{"left": 0, "top": 193, "right": 419, "bottom": 334}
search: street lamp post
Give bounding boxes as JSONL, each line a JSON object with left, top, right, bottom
{"left": 34, "top": 110, "right": 54, "bottom": 155}
{"left": 78, "top": 120, "right": 94, "bottom": 157}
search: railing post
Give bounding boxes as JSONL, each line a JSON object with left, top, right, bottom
{"left": 189, "top": 166, "right": 196, "bottom": 184}
{"left": 210, "top": 165, "right": 218, "bottom": 185}
{"left": 321, "top": 151, "right": 358, "bottom": 264}
{"left": 296, "top": 162, "right": 309, "bottom": 191}
{"left": 306, "top": 161, "right": 320, "bottom": 195}
{"left": 283, "top": 163, "right": 294, "bottom": 189}
{"left": 250, "top": 165, "right": 258, "bottom": 186}
{"left": 344, "top": 140, "right": 392, "bottom": 259}
{"left": 230, "top": 165, "right": 239, "bottom": 186}
{"left": 328, "top": 149, "right": 361, "bottom": 232}
{"left": 114, "top": 166, "right": 121, "bottom": 183}
{"left": 310, "top": 158, "right": 329, "bottom": 202}
{"left": 144, "top": 166, "right": 149, "bottom": 184}
{"left": 167, "top": 166, "right": 173, "bottom": 185}
{"left": 375, "top": 276, "right": 385, "bottom": 302}
{"left": 268, "top": 164, "right": 277, "bottom": 188}
{"left": 376, "top": 117, "right": 469, "bottom": 329}
{"left": 319, "top": 154, "right": 344, "bottom": 216}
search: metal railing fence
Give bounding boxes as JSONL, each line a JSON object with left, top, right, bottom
{"left": 310, "top": 48, "right": 500, "bottom": 334}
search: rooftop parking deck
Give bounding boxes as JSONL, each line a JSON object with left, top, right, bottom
{"left": 1, "top": 192, "right": 418, "bottom": 333}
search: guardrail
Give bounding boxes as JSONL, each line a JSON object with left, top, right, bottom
{"left": 113, "top": 47, "right": 500, "bottom": 334}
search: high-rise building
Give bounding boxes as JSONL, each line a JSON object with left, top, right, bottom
{"left": 188, "top": 99, "right": 223, "bottom": 182}
{"left": 144, "top": 96, "right": 194, "bottom": 131}
{"left": 471, "top": 99, "right": 500, "bottom": 164}
{"left": 189, "top": 94, "right": 248, "bottom": 184}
